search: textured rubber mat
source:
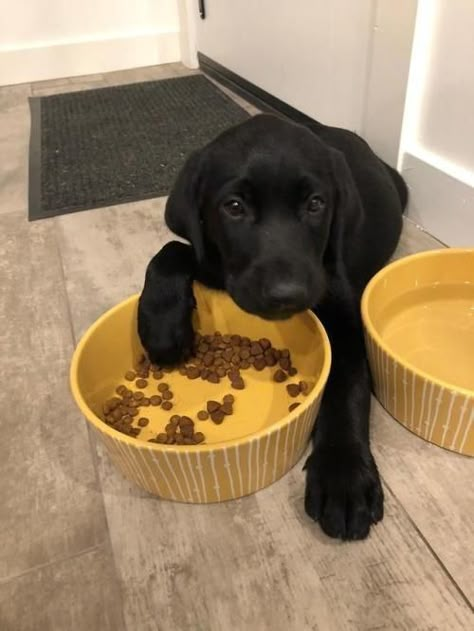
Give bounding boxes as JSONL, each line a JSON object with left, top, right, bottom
{"left": 28, "top": 74, "right": 249, "bottom": 220}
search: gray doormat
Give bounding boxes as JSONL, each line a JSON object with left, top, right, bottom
{"left": 28, "top": 74, "right": 249, "bottom": 220}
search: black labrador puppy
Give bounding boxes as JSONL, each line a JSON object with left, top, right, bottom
{"left": 138, "top": 113, "right": 407, "bottom": 540}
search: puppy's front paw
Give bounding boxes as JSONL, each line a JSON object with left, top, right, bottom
{"left": 304, "top": 444, "right": 383, "bottom": 540}
{"left": 137, "top": 242, "right": 196, "bottom": 366}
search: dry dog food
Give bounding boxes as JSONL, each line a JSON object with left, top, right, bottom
{"left": 101, "top": 332, "right": 311, "bottom": 444}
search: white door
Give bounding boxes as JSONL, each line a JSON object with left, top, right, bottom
{"left": 195, "top": 0, "right": 416, "bottom": 167}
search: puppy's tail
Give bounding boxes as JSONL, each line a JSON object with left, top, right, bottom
{"left": 382, "top": 161, "right": 409, "bottom": 212}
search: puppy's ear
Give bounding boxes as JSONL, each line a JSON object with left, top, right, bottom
{"left": 328, "top": 148, "right": 364, "bottom": 277}
{"left": 165, "top": 149, "right": 206, "bottom": 262}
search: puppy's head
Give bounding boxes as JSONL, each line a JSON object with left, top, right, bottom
{"left": 165, "top": 114, "right": 358, "bottom": 319}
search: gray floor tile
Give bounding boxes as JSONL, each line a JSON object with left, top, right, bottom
{"left": 0, "top": 546, "right": 125, "bottom": 631}
{"left": 56, "top": 206, "right": 474, "bottom": 630}
{"left": 0, "top": 211, "right": 108, "bottom": 580}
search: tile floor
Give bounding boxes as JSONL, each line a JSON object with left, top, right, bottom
{"left": 0, "top": 63, "right": 472, "bottom": 631}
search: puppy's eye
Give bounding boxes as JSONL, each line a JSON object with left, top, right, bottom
{"left": 223, "top": 199, "right": 245, "bottom": 218}
{"left": 307, "top": 195, "right": 326, "bottom": 213}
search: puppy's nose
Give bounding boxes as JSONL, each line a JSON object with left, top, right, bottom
{"left": 264, "top": 282, "right": 309, "bottom": 310}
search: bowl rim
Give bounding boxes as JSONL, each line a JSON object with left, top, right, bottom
{"left": 361, "top": 247, "right": 474, "bottom": 398}
{"left": 70, "top": 293, "right": 332, "bottom": 452}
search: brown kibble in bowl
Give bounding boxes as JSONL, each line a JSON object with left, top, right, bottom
{"left": 135, "top": 378, "right": 148, "bottom": 389}
{"left": 223, "top": 394, "right": 234, "bottom": 404}
{"left": 162, "top": 390, "right": 173, "bottom": 400}
{"left": 133, "top": 391, "right": 144, "bottom": 400}
{"left": 273, "top": 369, "right": 288, "bottom": 383}
{"left": 161, "top": 401, "right": 173, "bottom": 411}
{"left": 156, "top": 433, "right": 167, "bottom": 444}
{"left": 211, "top": 410, "right": 225, "bottom": 424}
{"left": 288, "top": 402, "right": 301, "bottom": 412}
{"left": 152, "top": 371, "right": 163, "bottom": 380}
{"left": 231, "top": 377, "right": 245, "bottom": 390}
{"left": 286, "top": 383, "right": 301, "bottom": 397}
{"left": 150, "top": 395, "right": 162, "bottom": 406}
{"left": 254, "top": 357, "right": 266, "bottom": 371}
{"left": 299, "top": 381, "right": 310, "bottom": 395}
{"left": 207, "top": 400, "right": 221, "bottom": 414}
{"left": 288, "top": 366, "right": 298, "bottom": 377}
{"left": 259, "top": 338, "right": 271, "bottom": 350}
{"left": 221, "top": 402, "right": 233, "bottom": 415}
{"left": 138, "top": 417, "right": 149, "bottom": 427}
{"left": 116, "top": 385, "right": 127, "bottom": 396}
{"left": 141, "top": 397, "right": 150, "bottom": 406}
{"left": 157, "top": 383, "right": 169, "bottom": 393}
{"left": 197, "top": 410, "right": 209, "bottom": 421}
{"left": 193, "top": 432, "right": 205, "bottom": 444}
{"left": 187, "top": 366, "right": 201, "bottom": 379}
{"left": 124, "top": 371, "right": 136, "bottom": 381}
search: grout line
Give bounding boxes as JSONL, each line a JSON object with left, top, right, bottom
{"left": 382, "top": 480, "right": 474, "bottom": 613}
{"left": 0, "top": 542, "right": 102, "bottom": 585}
{"left": 51, "top": 217, "right": 128, "bottom": 626}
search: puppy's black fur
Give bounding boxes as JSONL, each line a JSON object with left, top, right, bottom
{"left": 138, "top": 114, "right": 406, "bottom": 540}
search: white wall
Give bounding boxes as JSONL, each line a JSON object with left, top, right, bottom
{"left": 0, "top": 0, "right": 181, "bottom": 85}
{"left": 197, "top": 0, "right": 374, "bottom": 133}
{"left": 399, "top": 0, "right": 474, "bottom": 246}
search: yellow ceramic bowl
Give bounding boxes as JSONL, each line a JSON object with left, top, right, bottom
{"left": 362, "top": 249, "right": 474, "bottom": 456}
{"left": 70, "top": 283, "right": 331, "bottom": 502}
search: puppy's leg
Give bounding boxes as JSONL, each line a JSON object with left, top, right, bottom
{"left": 138, "top": 241, "right": 196, "bottom": 365}
{"left": 304, "top": 294, "right": 383, "bottom": 540}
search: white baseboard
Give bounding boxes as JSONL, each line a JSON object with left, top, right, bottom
{"left": 0, "top": 30, "right": 180, "bottom": 86}
{"left": 401, "top": 151, "right": 474, "bottom": 247}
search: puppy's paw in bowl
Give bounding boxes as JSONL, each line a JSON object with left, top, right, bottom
{"left": 304, "top": 444, "right": 384, "bottom": 540}
{"left": 138, "top": 242, "right": 196, "bottom": 366}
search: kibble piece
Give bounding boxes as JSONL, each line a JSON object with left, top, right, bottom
{"left": 175, "top": 434, "right": 185, "bottom": 445}
{"left": 207, "top": 400, "right": 221, "bottom": 414}
{"left": 116, "top": 385, "right": 127, "bottom": 396}
{"left": 287, "top": 383, "right": 301, "bottom": 398}
{"left": 239, "top": 348, "right": 251, "bottom": 360}
{"left": 221, "top": 402, "right": 233, "bottom": 416}
{"left": 152, "top": 371, "right": 163, "bottom": 380}
{"left": 231, "top": 377, "right": 245, "bottom": 390}
{"left": 228, "top": 368, "right": 241, "bottom": 381}
{"left": 123, "top": 389, "right": 133, "bottom": 399}
{"left": 254, "top": 357, "right": 266, "bottom": 371}
{"left": 241, "top": 336, "right": 251, "bottom": 346}
{"left": 299, "top": 381, "right": 310, "bottom": 395}
{"left": 183, "top": 437, "right": 195, "bottom": 445}
{"left": 179, "top": 416, "right": 194, "bottom": 427}
{"left": 197, "top": 410, "right": 209, "bottom": 421}
{"left": 288, "top": 366, "right": 298, "bottom": 377}
{"left": 161, "top": 401, "right": 173, "bottom": 411}
{"left": 250, "top": 342, "right": 263, "bottom": 356}
{"left": 216, "top": 366, "right": 227, "bottom": 378}
{"left": 264, "top": 352, "right": 277, "bottom": 367}
{"left": 157, "top": 383, "right": 169, "bottom": 393}
{"left": 138, "top": 417, "right": 149, "bottom": 427}
{"left": 279, "top": 357, "right": 291, "bottom": 371}
{"left": 259, "top": 338, "right": 272, "bottom": 351}
{"left": 231, "top": 354, "right": 241, "bottom": 365}
{"left": 128, "top": 399, "right": 140, "bottom": 408}
{"left": 162, "top": 390, "right": 173, "bottom": 401}
{"left": 223, "top": 334, "right": 232, "bottom": 344}
{"left": 288, "top": 402, "right": 301, "bottom": 412}
{"left": 211, "top": 410, "right": 225, "bottom": 424}
{"left": 241, "top": 359, "right": 251, "bottom": 369}
{"left": 203, "top": 352, "right": 214, "bottom": 367}
{"left": 133, "top": 391, "right": 144, "bottom": 400}
{"left": 179, "top": 367, "right": 187, "bottom": 376}
{"left": 223, "top": 394, "right": 235, "bottom": 404}
{"left": 208, "top": 372, "right": 220, "bottom": 384}
{"left": 165, "top": 435, "right": 175, "bottom": 444}
{"left": 181, "top": 425, "right": 194, "bottom": 439}
{"left": 273, "top": 369, "right": 288, "bottom": 383}
{"left": 187, "top": 367, "right": 201, "bottom": 380}
{"left": 157, "top": 433, "right": 167, "bottom": 443}
{"left": 223, "top": 348, "right": 233, "bottom": 362}
{"left": 130, "top": 427, "right": 141, "bottom": 437}
{"left": 150, "top": 395, "right": 162, "bottom": 406}
{"left": 112, "top": 408, "right": 123, "bottom": 421}
{"left": 128, "top": 408, "right": 139, "bottom": 417}
{"left": 135, "top": 378, "right": 148, "bottom": 389}
{"left": 141, "top": 397, "right": 151, "bottom": 406}
{"left": 124, "top": 370, "right": 136, "bottom": 381}
{"left": 165, "top": 423, "right": 176, "bottom": 435}
{"left": 193, "top": 432, "right": 205, "bottom": 444}
{"left": 170, "top": 415, "right": 181, "bottom": 426}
